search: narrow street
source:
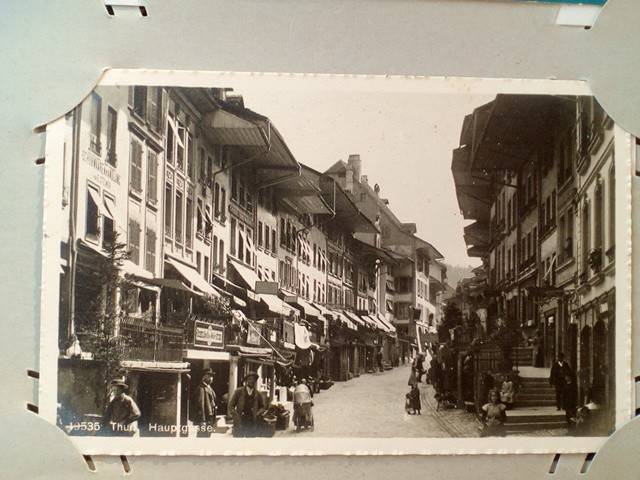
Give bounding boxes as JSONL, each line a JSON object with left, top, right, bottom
{"left": 278, "top": 364, "right": 480, "bottom": 437}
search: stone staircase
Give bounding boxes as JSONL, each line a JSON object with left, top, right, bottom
{"left": 511, "top": 346, "right": 534, "bottom": 367}
{"left": 505, "top": 368, "right": 566, "bottom": 434}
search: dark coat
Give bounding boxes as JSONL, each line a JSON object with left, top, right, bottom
{"left": 192, "top": 382, "right": 216, "bottom": 424}
{"left": 407, "top": 387, "right": 421, "bottom": 411}
{"left": 227, "top": 386, "right": 267, "bottom": 422}
{"left": 549, "top": 361, "right": 573, "bottom": 387}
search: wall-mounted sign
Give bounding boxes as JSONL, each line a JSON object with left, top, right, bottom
{"left": 193, "top": 321, "right": 225, "bottom": 349}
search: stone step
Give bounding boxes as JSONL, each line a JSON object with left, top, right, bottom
{"left": 506, "top": 422, "right": 567, "bottom": 432}
{"left": 505, "top": 407, "right": 565, "bottom": 424}
{"left": 518, "top": 390, "right": 556, "bottom": 397}
{"left": 516, "top": 397, "right": 556, "bottom": 407}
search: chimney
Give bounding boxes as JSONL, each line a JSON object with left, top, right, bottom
{"left": 361, "top": 175, "right": 368, "bottom": 185}
{"left": 347, "top": 154, "right": 362, "bottom": 183}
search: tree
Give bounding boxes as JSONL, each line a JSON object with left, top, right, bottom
{"left": 75, "top": 237, "right": 130, "bottom": 395}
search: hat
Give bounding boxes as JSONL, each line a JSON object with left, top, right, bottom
{"left": 243, "top": 371, "right": 259, "bottom": 382}
{"left": 202, "top": 368, "right": 215, "bottom": 377}
{"left": 110, "top": 379, "right": 128, "bottom": 389}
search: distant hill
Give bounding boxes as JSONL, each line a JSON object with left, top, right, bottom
{"left": 443, "top": 263, "right": 475, "bottom": 289}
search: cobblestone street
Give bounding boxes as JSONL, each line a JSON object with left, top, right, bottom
{"left": 278, "top": 364, "right": 481, "bottom": 437}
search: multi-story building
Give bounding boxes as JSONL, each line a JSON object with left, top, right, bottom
{"left": 452, "top": 93, "right": 618, "bottom": 433}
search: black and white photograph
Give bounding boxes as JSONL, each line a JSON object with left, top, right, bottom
{"left": 39, "top": 73, "right": 632, "bottom": 454}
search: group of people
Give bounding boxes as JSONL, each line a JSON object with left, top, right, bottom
{"left": 405, "top": 344, "right": 457, "bottom": 415}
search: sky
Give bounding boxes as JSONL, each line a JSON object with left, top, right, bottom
{"left": 231, "top": 84, "right": 493, "bottom": 267}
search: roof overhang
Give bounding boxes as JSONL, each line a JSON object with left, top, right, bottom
{"left": 318, "top": 176, "right": 378, "bottom": 234}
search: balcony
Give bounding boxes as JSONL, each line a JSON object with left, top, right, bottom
{"left": 119, "top": 316, "right": 185, "bottom": 362}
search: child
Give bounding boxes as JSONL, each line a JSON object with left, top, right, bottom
{"left": 481, "top": 388, "right": 507, "bottom": 437}
{"left": 406, "top": 384, "right": 421, "bottom": 415}
{"left": 500, "top": 374, "right": 515, "bottom": 410}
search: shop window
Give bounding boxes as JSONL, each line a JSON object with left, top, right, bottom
{"left": 89, "top": 92, "right": 102, "bottom": 154}
{"left": 106, "top": 107, "right": 117, "bottom": 166}
{"left": 145, "top": 227, "right": 156, "bottom": 272}
{"left": 128, "top": 218, "right": 141, "bottom": 265}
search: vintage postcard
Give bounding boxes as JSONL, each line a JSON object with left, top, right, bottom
{"left": 38, "top": 72, "right": 633, "bottom": 455}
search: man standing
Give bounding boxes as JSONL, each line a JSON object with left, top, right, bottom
{"left": 228, "top": 371, "right": 268, "bottom": 437}
{"left": 376, "top": 349, "right": 384, "bottom": 373}
{"left": 103, "top": 379, "right": 141, "bottom": 436}
{"left": 192, "top": 369, "right": 216, "bottom": 437}
{"left": 549, "top": 353, "right": 573, "bottom": 411}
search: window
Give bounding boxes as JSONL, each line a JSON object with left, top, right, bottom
{"left": 145, "top": 227, "right": 156, "bottom": 272}
{"left": 148, "top": 87, "right": 162, "bottom": 131}
{"left": 186, "top": 133, "right": 195, "bottom": 180}
{"left": 147, "top": 150, "right": 158, "bottom": 203}
{"left": 199, "top": 147, "right": 206, "bottom": 181}
{"left": 204, "top": 256, "right": 210, "bottom": 282}
{"left": 594, "top": 180, "right": 604, "bottom": 252}
{"left": 271, "top": 229, "right": 276, "bottom": 254}
{"left": 185, "top": 197, "right": 193, "bottom": 249}
{"left": 218, "top": 240, "right": 225, "bottom": 271}
{"left": 230, "top": 218, "right": 237, "bottom": 255}
{"left": 102, "top": 195, "right": 115, "bottom": 249}
{"left": 214, "top": 183, "right": 220, "bottom": 217}
{"left": 258, "top": 221, "right": 263, "bottom": 247}
{"left": 132, "top": 86, "right": 147, "bottom": 118}
{"left": 129, "top": 138, "right": 143, "bottom": 193}
{"left": 220, "top": 188, "right": 226, "bottom": 221}
{"left": 175, "top": 190, "right": 183, "bottom": 243}
{"left": 166, "top": 116, "right": 174, "bottom": 165}
{"left": 213, "top": 236, "right": 218, "bottom": 271}
{"left": 238, "top": 227, "right": 244, "bottom": 263}
{"left": 280, "top": 218, "right": 286, "bottom": 247}
{"left": 164, "top": 183, "right": 172, "bottom": 236}
{"left": 86, "top": 185, "right": 100, "bottom": 240}
{"left": 264, "top": 224, "right": 270, "bottom": 251}
{"left": 176, "top": 124, "right": 185, "bottom": 171}
{"left": 128, "top": 218, "right": 141, "bottom": 265}
{"left": 106, "top": 107, "right": 117, "bottom": 166}
{"left": 196, "top": 252, "right": 202, "bottom": 273}
{"left": 245, "top": 228, "right": 253, "bottom": 265}
{"left": 608, "top": 163, "right": 615, "bottom": 253}
{"left": 582, "top": 202, "right": 590, "bottom": 273}
{"left": 196, "top": 199, "right": 203, "bottom": 234}
{"left": 89, "top": 93, "right": 102, "bottom": 154}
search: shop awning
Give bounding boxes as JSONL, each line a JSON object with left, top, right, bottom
{"left": 228, "top": 258, "right": 260, "bottom": 291}
{"left": 386, "top": 278, "right": 395, "bottom": 292}
{"left": 258, "top": 293, "right": 299, "bottom": 316}
{"left": 102, "top": 195, "right": 116, "bottom": 220}
{"left": 184, "top": 350, "right": 230, "bottom": 361}
{"left": 144, "top": 277, "right": 192, "bottom": 293}
{"left": 342, "top": 310, "right": 365, "bottom": 327}
{"left": 377, "top": 312, "right": 397, "bottom": 333}
{"left": 287, "top": 296, "right": 321, "bottom": 318}
{"left": 165, "top": 256, "right": 219, "bottom": 297}
{"left": 211, "top": 283, "right": 246, "bottom": 307}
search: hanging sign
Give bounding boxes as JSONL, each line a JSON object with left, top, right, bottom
{"left": 193, "top": 321, "right": 225, "bottom": 349}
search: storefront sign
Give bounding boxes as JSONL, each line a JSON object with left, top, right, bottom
{"left": 256, "top": 281, "right": 279, "bottom": 295}
{"left": 193, "top": 321, "right": 225, "bottom": 349}
{"left": 247, "top": 323, "right": 262, "bottom": 346}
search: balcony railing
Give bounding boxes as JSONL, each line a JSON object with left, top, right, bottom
{"left": 119, "top": 316, "right": 185, "bottom": 362}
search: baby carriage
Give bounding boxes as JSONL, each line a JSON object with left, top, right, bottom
{"left": 293, "top": 384, "right": 314, "bottom": 431}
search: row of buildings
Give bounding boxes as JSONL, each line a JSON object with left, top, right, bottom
{"left": 452, "top": 94, "right": 617, "bottom": 432}
{"left": 54, "top": 85, "right": 449, "bottom": 435}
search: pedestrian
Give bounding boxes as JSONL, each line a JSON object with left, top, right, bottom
{"left": 533, "top": 330, "right": 544, "bottom": 368}
{"left": 406, "top": 383, "right": 421, "bottom": 415}
{"left": 549, "top": 353, "right": 573, "bottom": 410}
{"left": 376, "top": 349, "right": 384, "bottom": 373}
{"left": 480, "top": 388, "right": 507, "bottom": 437}
{"left": 228, "top": 371, "right": 268, "bottom": 437}
{"left": 562, "top": 374, "right": 578, "bottom": 426}
{"left": 408, "top": 367, "right": 418, "bottom": 387}
{"left": 102, "top": 379, "right": 141, "bottom": 436}
{"left": 414, "top": 353, "right": 425, "bottom": 382}
{"left": 192, "top": 369, "right": 216, "bottom": 437}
